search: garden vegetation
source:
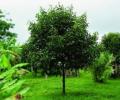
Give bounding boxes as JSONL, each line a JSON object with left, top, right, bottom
{"left": 0, "top": 5, "right": 120, "bottom": 100}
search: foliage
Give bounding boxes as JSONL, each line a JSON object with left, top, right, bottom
{"left": 102, "top": 33, "right": 120, "bottom": 77}
{"left": 22, "top": 5, "right": 98, "bottom": 75}
{"left": 0, "top": 10, "right": 16, "bottom": 40}
{"left": 0, "top": 37, "right": 22, "bottom": 67}
{"left": 0, "top": 38, "right": 29, "bottom": 100}
{"left": 0, "top": 62, "right": 29, "bottom": 100}
{"left": 92, "top": 52, "right": 114, "bottom": 83}
{"left": 102, "top": 33, "right": 120, "bottom": 56}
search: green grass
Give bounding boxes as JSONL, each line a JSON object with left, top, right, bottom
{"left": 23, "top": 71, "right": 120, "bottom": 100}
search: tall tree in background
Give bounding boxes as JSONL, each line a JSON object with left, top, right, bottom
{"left": 22, "top": 5, "right": 98, "bottom": 94}
{"left": 0, "top": 10, "right": 16, "bottom": 40}
{"left": 102, "top": 33, "right": 120, "bottom": 77}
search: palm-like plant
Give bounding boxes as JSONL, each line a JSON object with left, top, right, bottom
{"left": 92, "top": 52, "right": 114, "bottom": 83}
{"left": 0, "top": 37, "right": 29, "bottom": 100}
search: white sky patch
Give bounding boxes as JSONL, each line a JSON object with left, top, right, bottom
{"left": 0, "top": 0, "right": 120, "bottom": 43}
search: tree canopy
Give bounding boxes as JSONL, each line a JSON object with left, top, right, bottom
{"left": 102, "top": 32, "right": 120, "bottom": 65}
{"left": 0, "top": 10, "right": 16, "bottom": 40}
{"left": 22, "top": 5, "right": 98, "bottom": 74}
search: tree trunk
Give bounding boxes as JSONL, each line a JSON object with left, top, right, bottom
{"left": 45, "top": 73, "right": 48, "bottom": 79}
{"left": 62, "top": 64, "right": 65, "bottom": 95}
{"left": 31, "top": 66, "right": 33, "bottom": 72}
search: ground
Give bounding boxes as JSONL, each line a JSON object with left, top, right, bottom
{"left": 23, "top": 71, "right": 120, "bottom": 100}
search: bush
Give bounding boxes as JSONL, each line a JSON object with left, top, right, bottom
{"left": 92, "top": 52, "right": 114, "bottom": 83}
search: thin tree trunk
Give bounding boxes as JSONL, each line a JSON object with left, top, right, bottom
{"left": 62, "top": 64, "right": 65, "bottom": 95}
{"left": 45, "top": 73, "right": 48, "bottom": 79}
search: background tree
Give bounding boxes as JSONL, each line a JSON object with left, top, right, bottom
{"left": 0, "top": 10, "right": 16, "bottom": 40}
{"left": 22, "top": 5, "right": 98, "bottom": 94}
{"left": 102, "top": 32, "right": 120, "bottom": 77}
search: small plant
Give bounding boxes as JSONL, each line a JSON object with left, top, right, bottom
{"left": 92, "top": 52, "right": 114, "bottom": 83}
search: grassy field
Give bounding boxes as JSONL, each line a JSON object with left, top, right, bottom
{"left": 23, "top": 71, "right": 120, "bottom": 100}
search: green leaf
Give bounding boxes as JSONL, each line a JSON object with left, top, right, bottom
{"left": 19, "top": 87, "right": 30, "bottom": 95}
{"left": 0, "top": 54, "right": 11, "bottom": 68}
{"left": 13, "top": 63, "right": 29, "bottom": 68}
{"left": 3, "top": 80, "right": 25, "bottom": 97}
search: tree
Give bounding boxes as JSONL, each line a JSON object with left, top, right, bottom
{"left": 0, "top": 10, "right": 16, "bottom": 40}
{"left": 22, "top": 5, "right": 98, "bottom": 94}
{"left": 102, "top": 33, "right": 120, "bottom": 77}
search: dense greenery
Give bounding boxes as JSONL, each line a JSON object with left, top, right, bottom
{"left": 0, "top": 39, "right": 29, "bottom": 100}
{"left": 0, "top": 10, "right": 29, "bottom": 100}
{"left": 0, "top": 4, "right": 120, "bottom": 100}
{"left": 102, "top": 33, "right": 120, "bottom": 77}
{"left": 0, "top": 62, "right": 29, "bottom": 100}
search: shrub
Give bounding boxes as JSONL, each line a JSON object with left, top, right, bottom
{"left": 92, "top": 52, "right": 114, "bottom": 83}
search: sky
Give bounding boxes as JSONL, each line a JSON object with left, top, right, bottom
{"left": 0, "top": 0, "right": 120, "bottom": 43}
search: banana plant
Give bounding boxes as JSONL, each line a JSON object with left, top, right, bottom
{"left": 0, "top": 62, "right": 29, "bottom": 100}
{"left": 0, "top": 38, "right": 29, "bottom": 100}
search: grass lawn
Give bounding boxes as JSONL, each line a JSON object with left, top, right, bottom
{"left": 23, "top": 71, "right": 120, "bottom": 100}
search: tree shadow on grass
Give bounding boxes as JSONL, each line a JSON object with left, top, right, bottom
{"left": 46, "top": 90, "right": 96, "bottom": 97}
{"left": 67, "top": 91, "right": 96, "bottom": 96}
{"left": 46, "top": 90, "right": 115, "bottom": 100}
{"left": 43, "top": 91, "right": 98, "bottom": 100}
